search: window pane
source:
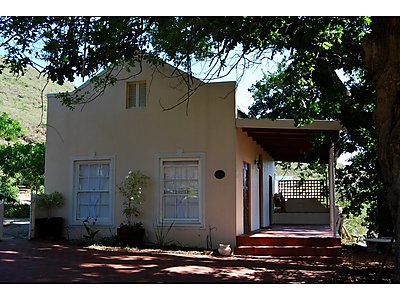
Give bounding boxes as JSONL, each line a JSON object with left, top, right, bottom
{"left": 99, "top": 192, "right": 110, "bottom": 204}
{"left": 78, "top": 204, "right": 89, "bottom": 219}
{"left": 164, "top": 180, "right": 175, "bottom": 194}
{"left": 77, "top": 193, "right": 90, "bottom": 205}
{"left": 79, "top": 164, "right": 89, "bottom": 177}
{"left": 187, "top": 197, "right": 199, "bottom": 218}
{"left": 163, "top": 196, "right": 177, "bottom": 218}
{"left": 139, "top": 83, "right": 146, "bottom": 107}
{"left": 97, "top": 205, "right": 109, "bottom": 218}
{"left": 79, "top": 178, "right": 90, "bottom": 190}
{"left": 89, "top": 177, "right": 100, "bottom": 190}
{"left": 164, "top": 167, "right": 175, "bottom": 180}
{"left": 176, "top": 196, "right": 186, "bottom": 218}
{"left": 89, "top": 164, "right": 99, "bottom": 176}
{"left": 99, "top": 178, "right": 109, "bottom": 190}
{"left": 99, "top": 164, "right": 110, "bottom": 177}
{"left": 128, "top": 83, "right": 137, "bottom": 108}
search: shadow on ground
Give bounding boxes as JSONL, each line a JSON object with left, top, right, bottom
{"left": 0, "top": 239, "right": 342, "bottom": 283}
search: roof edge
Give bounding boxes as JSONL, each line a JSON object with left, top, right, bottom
{"left": 236, "top": 118, "right": 342, "bottom": 131}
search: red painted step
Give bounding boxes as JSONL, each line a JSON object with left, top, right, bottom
{"left": 236, "top": 236, "right": 341, "bottom": 247}
{"left": 234, "top": 226, "right": 342, "bottom": 258}
{"left": 233, "top": 245, "right": 342, "bottom": 257}
{"left": 234, "top": 235, "right": 342, "bottom": 257}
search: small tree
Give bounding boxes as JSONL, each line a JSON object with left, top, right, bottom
{"left": 117, "top": 170, "right": 150, "bottom": 227}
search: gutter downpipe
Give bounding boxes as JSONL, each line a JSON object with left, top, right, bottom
{"left": 328, "top": 143, "right": 337, "bottom": 238}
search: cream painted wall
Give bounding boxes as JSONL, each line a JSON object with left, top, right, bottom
{"left": 44, "top": 62, "right": 239, "bottom": 248}
{"left": 235, "top": 128, "right": 274, "bottom": 235}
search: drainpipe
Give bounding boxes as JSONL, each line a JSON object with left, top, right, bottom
{"left": 328, "top": 143, "right": 337, "bottom": 238}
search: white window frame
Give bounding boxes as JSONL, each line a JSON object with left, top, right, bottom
{"left": 157, "top": 153, "right": 205, "bottom": 228}
{"left": 71, "top": 157, "right": 114, "bottom": 226}
{"left": 126, "top": 81, "right": 146, "bottom": 108}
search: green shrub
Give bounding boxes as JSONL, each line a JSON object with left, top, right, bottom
{"left": 0, "top": 176, "right": 19, "bottom": 203}
{"left": 4, "top": 203, "right": 30, "bottom": 218}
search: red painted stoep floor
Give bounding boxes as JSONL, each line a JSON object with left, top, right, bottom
{"left": 243, "top": 225, "right": 334, "bottom": 238}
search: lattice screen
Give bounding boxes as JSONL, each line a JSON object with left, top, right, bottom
{"left": 278, "top": 180, "right": 328, "bottom": 207}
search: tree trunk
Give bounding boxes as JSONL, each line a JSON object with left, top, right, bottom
{"left": 362, "top": 17, "right": 400, "bottom": 282}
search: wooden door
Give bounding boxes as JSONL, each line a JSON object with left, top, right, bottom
{"left": 243, "top": 162, "right": 251, "bottom": 233}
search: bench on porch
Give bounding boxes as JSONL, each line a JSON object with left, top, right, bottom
{"left": 273, "top": 197, "right": 331, "bottom": 225}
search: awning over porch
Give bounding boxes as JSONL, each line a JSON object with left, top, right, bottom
{"left": 236, "top": 118, "right": 342, "bottom": 163}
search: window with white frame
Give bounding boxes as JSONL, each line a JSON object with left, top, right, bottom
{"left": 160, "top": 158, "right": 202, "bottom": 225}
{"left": 126, "top": 81, "right": 146, "bottom": 108}
{"left": 73, "top": 160, "right": 113, "bottom": 225}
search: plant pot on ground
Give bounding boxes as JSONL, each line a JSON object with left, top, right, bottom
{"left": 35, "top": 217, "right": 64, "bottom": 239}
{"left": 116, "top": 170, "right": 149, "bottom": 247}
{"left": 117, "top": 222, "right": 145, "bottom": 246}
{"left": 33, "top": 191, "right": 64, "bottom": 239}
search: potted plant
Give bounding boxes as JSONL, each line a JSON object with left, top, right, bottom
{"left": 33, "top": 191, "right": 64, "bottom": 239}
{"left": 116, "top": 170, "right": 149, "bottom": 246}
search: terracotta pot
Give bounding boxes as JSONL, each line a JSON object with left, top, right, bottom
{"left": 218, "top": 243, "right": 232, "bottom": 256}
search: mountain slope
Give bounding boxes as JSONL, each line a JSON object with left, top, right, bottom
{"left": 0, "top": 66, "right": 75, "bottom": 142}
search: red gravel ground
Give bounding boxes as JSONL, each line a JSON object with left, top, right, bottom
{"left": 0, "top": 239, "right": 395, "bottom": 284}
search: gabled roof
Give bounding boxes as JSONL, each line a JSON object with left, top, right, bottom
{"left": 236, "top": 118, "right": 342, "bottom": 163}
{"left": 47, "top": 59, "right": 205, "bottom": 98}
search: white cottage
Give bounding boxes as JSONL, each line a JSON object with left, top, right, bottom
{"left": 41, "top": 60, "right": 341, "bottom": 252}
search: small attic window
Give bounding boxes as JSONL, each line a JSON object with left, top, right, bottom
{"left": 126, "top": 81, "right": 146, "bottom": 108}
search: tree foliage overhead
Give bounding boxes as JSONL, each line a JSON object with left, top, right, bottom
{"left": 0, "top": 17, "right": 370, "bottom": 109}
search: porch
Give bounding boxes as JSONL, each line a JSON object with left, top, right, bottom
{"left": 237, "top": 118, "right": 342, "bottom": 237}
{"left": 234, "top": 225, "right": 342, "bottom": 258}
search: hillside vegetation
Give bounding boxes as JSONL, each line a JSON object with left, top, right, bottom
{"left": 0, "top": 65, "right": 75, "bottom": 141}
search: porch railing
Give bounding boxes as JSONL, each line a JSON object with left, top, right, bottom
{"left": 277, "top": 179, "right": 329, "bottom": 208}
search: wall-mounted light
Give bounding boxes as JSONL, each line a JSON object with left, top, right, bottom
{"left": 254, "top": 159, "right": 262, "bottom": 170}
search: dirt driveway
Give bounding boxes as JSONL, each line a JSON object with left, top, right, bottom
{"left": 0, "top": 239, "right": 345, "bottom": 284}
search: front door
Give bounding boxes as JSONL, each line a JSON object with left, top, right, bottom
{"left": 243, "top": 162, "right": 251, "bottom": 233}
